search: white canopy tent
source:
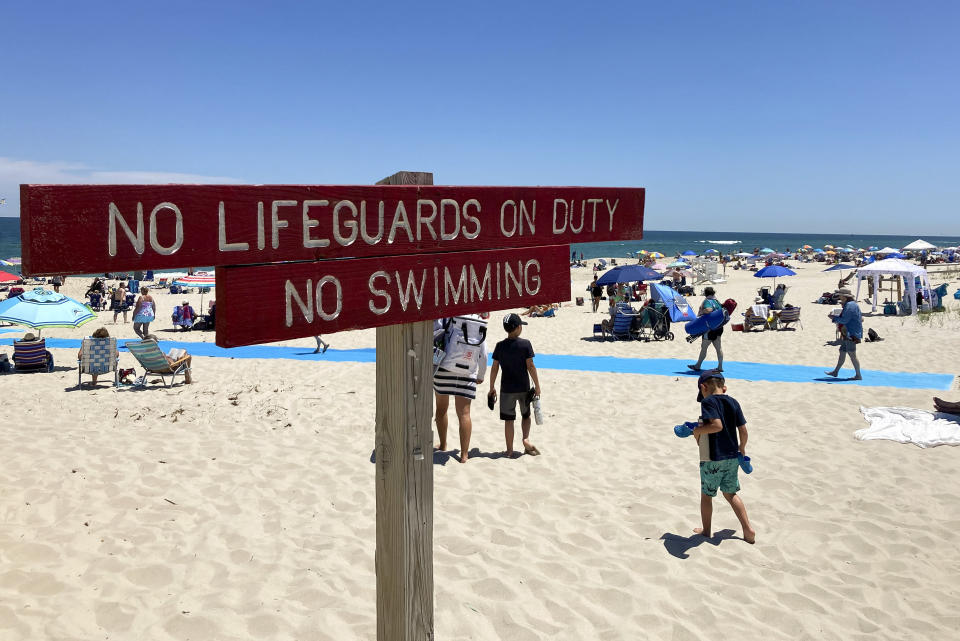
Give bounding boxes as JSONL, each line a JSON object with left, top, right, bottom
{"left": 902, "top": 239, "right": 937, "bottom": 251}
{"left": 876, "top": 247, "right": 900, "bottom": 255}
{"left": 855, "top": 258, "right": 931, "bottom": 315}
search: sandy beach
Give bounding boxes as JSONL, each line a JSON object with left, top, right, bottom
{"left": 2, "top": 260, "right": 960, "bottom": 641}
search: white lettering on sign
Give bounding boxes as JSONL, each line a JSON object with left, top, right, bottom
{"left": 109, "top": 201, "right": 183, "bottom": 256}
{"left": 439, "top": 199, "right": 459, "bottom": 241}
{"left": 462, "top": 199, "right": 481, "bottom": 239}
{"left": 387, "top": 202, "right": 413, "bottom": 244}
{"left": 333, "top": 200, "right": 359, "bottom": 246}
{"left": 553, "top": 198, "right": 620, "bottom": 234}
{"left": 395, "top": 269, "right": 426, "bottom": 312}
{"left": 361, "top": 201, "right": 384, "bottom": 245}
{"left": 104, "top": 193, "right": 628, "bottom": 263}
{"left": 316, "top": 275, "right": 342, "bottom": 320}
{"left": 285, "top": 276, "right": 343, "bottom": 326}
{"left": 360, "top": 260, "right": 545, "bottom": 317}
{"left": 303, "top": 200, "right": 331, "bottom": 248}
{"left": 272, "top": 200, "right": 296, "bottom": 249}
{"left": 416, "top": 199, "right": 438, "bottom": 241}
{"left": 149, "top": 202, "right": 183, "bottom": 255}
{"left": 219, "top": 201, "right": 249, "bottom": 251}
{"left": 109, "top": 202, "right": 145, "bottom": 256}
{"left": 369, "top": 271, "right": 391, "bottom": 314}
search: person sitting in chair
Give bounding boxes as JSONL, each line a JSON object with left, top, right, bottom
{"left": 77, "top": 327, "right": 112, "bottom": 385}
{"left": 173, "top": 300, "right": 196, "bottom": 330}
{"left": 144, "top": 334, "right": 194, "bottom": 383}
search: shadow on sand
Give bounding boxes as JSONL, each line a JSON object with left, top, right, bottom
{"left": 660, "top": 528, "right": 737, "bottom": 559}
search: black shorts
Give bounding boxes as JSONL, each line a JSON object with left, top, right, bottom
{"left": 499, "top": 392, "right": 531, "bottom": 421}
{"left": 706, "top": 326, "right": 724, "bottom": 341}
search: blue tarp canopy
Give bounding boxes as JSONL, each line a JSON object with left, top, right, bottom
{"left": 649, "top": 282, "right": 696, "bottom": 322}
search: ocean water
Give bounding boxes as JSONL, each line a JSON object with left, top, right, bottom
{"left": 572, "top": 230, "right": 960, "bottom": 260}
{"left": 1, "top": 217, "right": 956, "bottom": 270}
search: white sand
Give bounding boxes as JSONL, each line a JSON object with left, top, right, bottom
{"left": 1, "top": 262, "right": 959, "bottom": 640}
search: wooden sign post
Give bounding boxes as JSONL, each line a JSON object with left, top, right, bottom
{"left": 20, "top": 176, "right": 644, "bottom": 640}
{"left": 373, "top": 170, "right": 434, "bottom": 640}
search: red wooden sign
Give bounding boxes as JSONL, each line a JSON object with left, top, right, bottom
{"left": 20, "top": 184, "right": 643, "bottom": 275}
{"left": 215, "top": 244, "right": 570, "bottom": 347}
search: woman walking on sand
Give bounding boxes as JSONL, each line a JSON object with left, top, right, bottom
{"left": 132, "top": 287, "right": 156, "bottom": 338}
{"left": 688, "top": 287, "right": 724, "bottom": 372}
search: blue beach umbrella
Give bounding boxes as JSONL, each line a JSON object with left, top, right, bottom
{"left": 0, "top": 287, "right": 96, "bottom": 336}
{"left": 759, "top": 248, "right": 775, "bottom": 254}
{"left": 705, "top": 248, "right": 719, "bottom": 254}
{"left": 823, "top": 264, "right": 856, "bottom": 272}
{"left": 666, "top": 260, "right": 690, "bottom": 268}
{"left": 754, "top": 264, "right": 796, "bottom": 288}
{"left": 813, "top": 248, "right": 825, "bottom": 253}
{"left": 595, "top": 264, "right": 663, "bottom": 286}
{"left": 682, "top": 250, "right": 697, "bottom": 256}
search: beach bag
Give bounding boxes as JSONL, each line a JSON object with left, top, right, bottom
{"left": 866, "top": 328, "right": 881, "bottom": 342}
{"left": 435, "top": 315, "right": 487, "bottom": 375}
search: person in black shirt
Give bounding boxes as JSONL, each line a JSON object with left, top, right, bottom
{"left": 488, "top": 314, "right": 542, "bottom": 457}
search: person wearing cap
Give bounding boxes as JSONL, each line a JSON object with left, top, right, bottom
{"left": 174, "top": 300, "right": 196, "bottom": 331}
{"left": 488, "top": 313, "right": 541, "bottom": 457}
{"left": 825, "top": 288, "right": 863, "bottom": 380}
{"left": 688, "top": 287, "right": 724, "bottom": 372}
{"left": 689, "top": 370, "right": 755, "bottom": 544}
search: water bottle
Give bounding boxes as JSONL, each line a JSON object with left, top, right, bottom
{"left": 533, "top": 396, "right": 543, "bottom": 425}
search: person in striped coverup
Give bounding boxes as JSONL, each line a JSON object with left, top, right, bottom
{"left": 433, "top": 313, "right": 488, "bottom": 463}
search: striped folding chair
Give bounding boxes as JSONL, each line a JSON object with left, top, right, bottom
{"left": 78, "top": 337, "right": 119, "bottom": 387}
{"left": 13, "top": 339, "right": 51, "bottom": 372}
{"left": 126, "top": 339, "right": 191, "bottom": 387}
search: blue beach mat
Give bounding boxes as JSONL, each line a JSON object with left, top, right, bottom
{"left": 1, "top": 338, "right": 952, "bottom": 391}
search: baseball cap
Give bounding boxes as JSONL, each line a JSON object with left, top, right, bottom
{"left": 503, "top": 313, "right": 527, "bottom": 331}
{"left": 696, "top": 369, "right": 725, "bottom": 402}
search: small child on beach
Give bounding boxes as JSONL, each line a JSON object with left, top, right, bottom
{"left": 488, "top": 313, "right": 541, "bottom": 458}
{"left": 689, "top": 370, "right": 756, "bottom": 544}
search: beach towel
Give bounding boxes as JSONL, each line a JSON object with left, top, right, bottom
{"left": 857, "top": 407, "right": 960, "bottom": 448}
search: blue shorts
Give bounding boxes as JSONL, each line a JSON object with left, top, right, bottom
{"left": 700, "top": 458, "right": 740, "bottom": 497}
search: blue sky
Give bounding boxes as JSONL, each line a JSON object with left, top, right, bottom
{"left": 1, "top": 1, "right": 957, "bottom": 234}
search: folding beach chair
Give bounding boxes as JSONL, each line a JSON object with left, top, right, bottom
{"left": 78, "top": 337, "right": 119, "bottom": 387}
{"left": 743, "top": 306, "right": 770, "bottom": 332}
{"left": 610, "top": 308, "right": 641, "bottom": 340}
{"left": 776, "top": 306, "right": 802, "bottom": 330}
{"left": 13, "top": 339, "right": 52, "bottom": 372}
{"left": 126, "top": 339, "right": 191, "bottom": 387}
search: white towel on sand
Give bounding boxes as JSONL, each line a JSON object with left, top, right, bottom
{"left": 857, "top": 407, "right": 960, "bottom": 448}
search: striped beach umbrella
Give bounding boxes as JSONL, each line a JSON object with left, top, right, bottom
{"left": 0, "top": 287, "right": 96, "bottom": 335}
{"left": 173, "top": 272, "right": 215, "bottom": 288}
{"left": 172, "top": 271, "right": 216, "bottom": 309}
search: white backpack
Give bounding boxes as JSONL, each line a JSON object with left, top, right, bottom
{"left": 433, "top": 315, "right": 488, "bottom": 377}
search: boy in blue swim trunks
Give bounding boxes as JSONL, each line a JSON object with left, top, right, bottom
{"left": 690, "top": 370, "right": 756, "bottom": 544}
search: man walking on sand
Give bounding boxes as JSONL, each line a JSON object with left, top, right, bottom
{"left": 826, "top": 288, "right": 863, "bottom": 380}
